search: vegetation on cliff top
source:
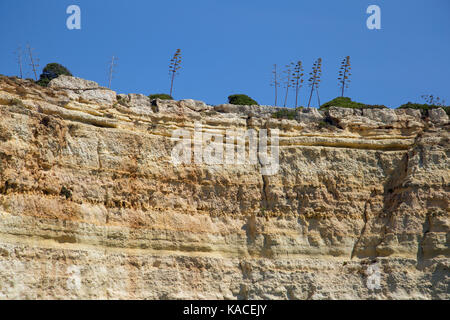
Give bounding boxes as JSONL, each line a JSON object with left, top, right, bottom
{"left": 307, "top": 57, "right": 323, "bottom": 107}
{"left": 397, "top": 95, "right": 449, "bottom": 115}
{"left": 338, "top": 56, "right": 351, "bottom": 97}
{"left": 168, "top": 49, "right": 182, "bottom": 97}
{"left": 319, "top": 97, "right": 387, "bottom": 110}
{"left": 36, "top": 63, "right": 72, "bottom": 87}
{"left": 272, "top": 107, "right": 303, "bottom": 120}
{"left": 149, "top": 93, "right": 173, "bottom": 100}
{"left": 10, "top": 46, "right": 447, "bottom": 110}
{"left": 398, "top": 102, "right": 450, "bottom": 116}
{"left": 228, "top": 94, "right": 258, "bottom": 106}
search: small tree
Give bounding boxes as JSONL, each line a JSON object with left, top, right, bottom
{"left": 338, "top": 56, "right": 351, "bottom": 97}
{"left": 291, "top": 61, "right": 304, "bottom": 108}
{"left": 270, "top": 64, "right": 280, "bottom": 106}
{"left": 228, "top": 94, "right": 258, "bottom": 106}
{"left": 149, "top": 93, "right": 173, "bottom": 100}
{"left": 169, "top": 49, "right": 182, "bottom": 97}
{"left": 307, "top": 58, "right": 322, "bottom": 107}
{"left": 36, "top": 63, "right": 72, "bottom": 87}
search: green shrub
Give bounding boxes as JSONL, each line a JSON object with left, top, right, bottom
{"left": 319, "top": 97, "right": 387, "bottom": 110}
{"left": 228, "top": 94, "right": 258, "bottom": 106}
{"left": 36, "top": 63, "right": 72, "bottom": 87}
{"left": 272, "top": 107, "right": 302, "bottom": 120}
{"left": 397, "top": 102, "right": 450, "bottom": 116}
{"left": 148, "top": 93, "right": 173, "bottom": 100}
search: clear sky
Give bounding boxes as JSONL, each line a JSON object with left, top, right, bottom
{"left": 1, "top": 0, "right": 449, "bottom": 108}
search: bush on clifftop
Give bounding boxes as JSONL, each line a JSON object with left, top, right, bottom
{"left": 397, "top": 102, "right": 450, "bottom": 116}
{"left": 272, "top": 107, "right": 302, "bottom": 120}
{"left": 36, "top": 63, "right": 72, "bottom": 87}
{"left": 148, "top": 93, "right": 173, "bottom": 100}
{"left": 228, "top": 94, "right": 258, "bottom": 106}
{"left": 319, "top": 97, "right": 387, "bottom": 110}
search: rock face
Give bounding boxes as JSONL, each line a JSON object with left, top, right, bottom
{"left": 0, "top": 75, "right": 448, "bottom": 299}
{"left": 49, "top": 75, "right": 117, "bottom": 106}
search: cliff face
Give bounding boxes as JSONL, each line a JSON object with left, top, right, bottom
{"left": 0, "top": 75, "right": 448, "bottom": 299}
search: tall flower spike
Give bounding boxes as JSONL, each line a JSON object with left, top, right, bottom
{"left": 338, "top": 56, "right": 351, "bottom": 97}
{"left": 169, "top": 49, "right": 182, "bottom": 97}
{"left": 270, "top": 64, "right": 280, "bottom": 106}
{"left": 290, "top": 61, "right": 304, "bottom": 108}
{"left": 307, "top": 58, "right": 322, "bottom": 107}
{"left": 283, "top": 63, "right": 293, "bottom": 107}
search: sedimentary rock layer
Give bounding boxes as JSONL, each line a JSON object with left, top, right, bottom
{"left": 0, "top": 75, "right": 448, "bottom": 299}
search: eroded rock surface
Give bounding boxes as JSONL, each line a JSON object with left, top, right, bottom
{"left": 0, "top": 75, "right": 448, "bottom": 299}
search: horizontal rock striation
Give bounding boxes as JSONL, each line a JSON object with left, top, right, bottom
{"left": 0, "top": 75, "right": 448, "bottom": 299}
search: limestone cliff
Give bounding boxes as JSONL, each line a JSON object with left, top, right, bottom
{"left": 0, "top": 75, "right": 448, "bottom": 299}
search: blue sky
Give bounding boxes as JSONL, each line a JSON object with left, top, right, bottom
{"left": 1, "top": 0, "right": 449, "bottom": 107}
